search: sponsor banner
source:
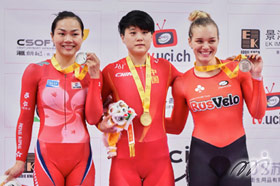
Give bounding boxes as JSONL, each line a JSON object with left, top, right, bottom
{"left": 1, "top": 1, "right": 280, "bottom": 186}
{"left": 4, "top": 9, "right": 101, "bottom": 65}
{"left": 228, "top": 14, "right": 280, "bottom": 68}
{"left": 4, "top": 9, "right": 56, "bottom": 64}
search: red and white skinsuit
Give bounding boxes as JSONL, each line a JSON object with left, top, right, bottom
{"left": 166, "top": 60, "right": 267, "bottom": 186}
{"left": 16, "top": 59, "right": 103, "bottom": 186}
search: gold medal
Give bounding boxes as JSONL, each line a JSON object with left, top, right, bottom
{"left": 239, "top": 58, "right": 252, "bottom": 72}
{"left": 140, "top": 112, "right": 152, "bottom": 126}
{"left": 126, "top": 55, "right": 153, "bottom": 127}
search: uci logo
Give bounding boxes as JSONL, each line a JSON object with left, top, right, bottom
{"left": 169, "top": 146, "right": 190, "bottom": 182}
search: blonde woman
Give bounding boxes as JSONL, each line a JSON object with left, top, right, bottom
{"left": 166, "top": 10, "right": 267, "bottom": 186}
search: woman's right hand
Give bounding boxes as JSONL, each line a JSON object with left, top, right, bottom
{"left": 4, "top": 160, "right": 25, "bottom": 183}
{"left": 246, "top": 53, "right": 263, "bottom": 79}
{"left": 98, "top": 115, "right": 117, "bottom": 133}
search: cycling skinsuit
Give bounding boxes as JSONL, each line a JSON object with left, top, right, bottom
{"left": 15, "top": 59, "right": 103, "bottom": 186}
{"left": 166, "top": 59, "right": 267, "bottom": 186}
{"left": 101, "top": 55, "right": 181, "bottom": 186}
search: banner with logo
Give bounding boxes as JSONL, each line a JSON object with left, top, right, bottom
{"left": 0, "top": 1, "right": 280, "bottom": 186}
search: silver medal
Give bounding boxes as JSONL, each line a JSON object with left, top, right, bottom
{"left": 239, "top": 59, "right": 251, "bottom": 72}
{"left": 76, "top": 52, "right": 87, "bottom": 64}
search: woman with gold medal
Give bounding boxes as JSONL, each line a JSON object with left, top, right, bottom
{"left": 165, "top": 10, "right": 267, "bottom": 186}
{"left": 98, "top": 10, "right": 181, "bottom": 186}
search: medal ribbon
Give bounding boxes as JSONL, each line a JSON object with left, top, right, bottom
{"left": 127, "top": 123, "right": 135, "bottom": 157}
{"left": 194, "top": 54, "right": 247, "bottom": 79}
{"left": 51, "top": 55, "right": 88, "bottom": 80}
{"left": 126, "top": 55, "right": 152, "bottom": 114}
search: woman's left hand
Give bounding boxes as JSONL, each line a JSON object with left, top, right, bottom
{"left": 246, "top": 53, "right": 263, "bottom": 79}
{"left": 86, "top": 53, "right": 100, "bottom": 79}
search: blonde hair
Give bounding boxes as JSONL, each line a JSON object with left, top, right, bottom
{"left": 188, "top": 10, "right": 210, "bottom": 22}
{"left": 188, "top": 10, "right": 219, "bottom": 39}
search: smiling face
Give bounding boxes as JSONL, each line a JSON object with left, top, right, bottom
{"left": 51, "top": 17, "right": 83, "bottom": 59}
{"left": 121, "top": 26, "right": 153, "bottom": 57}
{"left": 188, "top": 24, "right": 219, "bottom": 66}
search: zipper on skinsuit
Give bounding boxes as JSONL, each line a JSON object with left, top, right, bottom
{"left": 64, "top": 74, "right": 67, "bottom": 130}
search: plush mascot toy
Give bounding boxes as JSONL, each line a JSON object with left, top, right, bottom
{"left": 0, "top": 175, "right": 22, "bottom": 186}
{"left": 103, "top": 100, "right": 136, "bottom": 159}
